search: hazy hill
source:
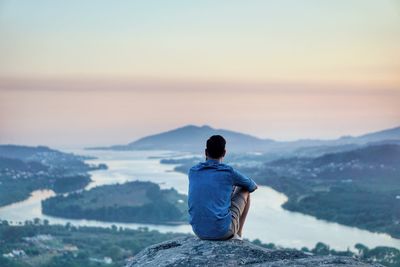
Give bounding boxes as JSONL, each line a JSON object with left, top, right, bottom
{"left": 0, "top": 144, "right": 94, "bottom": 171}
{"left": 88, "top": 124, "right": 400, "bottom": 154}
{"left": 0, "top": 145, "right": 106, "bottom": 207}
{"left": 0, "top": 145, "right": 54, "bottom": 160}
{"left": 90, "top": 125, "right": 275, "bottom": 152}
{"left": 311, "top": 144, "right": 400, "bottom": 166}
{"left": 338, "top": 125, "right": 400, "bottom": 144}
{"left": 272, "top": 144, "right": 400, "bottom": 170}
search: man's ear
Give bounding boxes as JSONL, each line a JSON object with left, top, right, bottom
{"left": 205, "top": 149, "right": 208, "bottom": 158}
{"left": 222, "top": 149, "right": 226, "bottom": 157}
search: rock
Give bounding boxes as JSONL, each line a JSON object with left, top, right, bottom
{"left": 125, "top": 236, "right": 381, "bottom": 267}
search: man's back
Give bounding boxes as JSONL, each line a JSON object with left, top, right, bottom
{"left": 188, "top": 159, "right": 257, "bottom": 239}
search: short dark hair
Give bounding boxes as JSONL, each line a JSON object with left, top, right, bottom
{"left": 206, "top": 135, "right": 226, "bottom": 159}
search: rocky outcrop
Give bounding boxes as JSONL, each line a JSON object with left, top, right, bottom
{"left": 126, "top": 236, "right": 382, "bottom": 267}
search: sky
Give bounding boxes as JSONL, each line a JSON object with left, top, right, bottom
{"left": 0, "top": 0, "right": 399, "bottom": 148}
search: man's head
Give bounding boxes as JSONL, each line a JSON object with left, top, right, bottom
{"left": 205, "top": 135, "right": 226, "bottom": 160}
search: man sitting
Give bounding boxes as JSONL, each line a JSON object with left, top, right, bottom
{"left": 188, "top": 135, "right": 258, "bottom": 240}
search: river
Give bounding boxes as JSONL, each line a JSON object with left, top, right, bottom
{"left": 0, "top": 149, "right": 399, "bottom": 251}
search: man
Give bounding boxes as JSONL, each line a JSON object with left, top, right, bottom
{"left": 188, "top": 135, "right": 258, "bottom": 240}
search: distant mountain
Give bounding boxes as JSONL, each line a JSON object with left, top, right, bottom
{"left": 272, "top": 144, "right": 400, "bottom": 170}
{"left": 89, "top": 125, "right": 275, "bottom": 152}
{"left": 312, "top": 143, "right": 400, "bottom": 167}
{"left": 337, "top": 125, "right": 400, "bottom": 144}
{"left": 88, "top": 124, "right": 400, "bottom": 154}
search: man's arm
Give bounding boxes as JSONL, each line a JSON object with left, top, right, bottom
{"left": 231, "top": 168, "right": 258, "bottom": 192}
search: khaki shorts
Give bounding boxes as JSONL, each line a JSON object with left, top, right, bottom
{"left": 219, "top": 186, "right": 249, "bottom": 240}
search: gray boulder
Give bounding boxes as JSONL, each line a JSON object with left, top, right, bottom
{"left": 126, "top": 236, "right": 381, "bottom": 267}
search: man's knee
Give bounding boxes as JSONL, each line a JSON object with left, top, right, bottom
{"left": 234, "top": 186, "right": 249, "bottom": 193}
{"left": 233, "top": 186, "right": 250, "bottom": 201}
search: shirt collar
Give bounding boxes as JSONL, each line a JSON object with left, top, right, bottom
{"left": 206, "top": 158, "right": 221, "bottom": 164}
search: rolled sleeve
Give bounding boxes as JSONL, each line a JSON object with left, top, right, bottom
{"left": 231, "top": 168, "right": 258, "bottom": 192}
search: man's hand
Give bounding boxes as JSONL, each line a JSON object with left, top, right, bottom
{"left": 250, "top": 184, "right": 258, "bottom": 192}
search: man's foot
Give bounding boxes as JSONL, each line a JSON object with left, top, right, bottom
{"left": 232, "top": 233, "right": 242, "bottom": 240}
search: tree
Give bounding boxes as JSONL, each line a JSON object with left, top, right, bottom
{"left": 355, "top": 243, "right": 369, "bottom": 258}
{"left": 33, "top": 218, "right": 41, "bottom": 225}
{"left": 312, "top": 242, "right": 330, "bottom": 256}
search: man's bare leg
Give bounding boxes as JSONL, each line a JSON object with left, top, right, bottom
{"left": 238, "top": 193, "right": 250, "bottom": 237}
{"left": 233, "top": 187, "right": 250, "bottom": 237}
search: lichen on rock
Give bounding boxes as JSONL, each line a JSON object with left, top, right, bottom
{"left": 125, "top": 236, "right": 382, "bottom": 267}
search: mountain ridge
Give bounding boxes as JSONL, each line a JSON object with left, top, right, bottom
{"left": 87, "top": 124, "right": 400, "bottom": 153}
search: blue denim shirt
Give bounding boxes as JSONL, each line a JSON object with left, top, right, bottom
{"left": 188, "top": 159, "right": 257, "bottom": 239}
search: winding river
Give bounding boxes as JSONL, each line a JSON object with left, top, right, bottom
{"left": 0, "top": 149, "right": 399, "bottom": 251}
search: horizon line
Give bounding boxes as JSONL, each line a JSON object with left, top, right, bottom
{"left": 1, "top": 123, "right": 399, "bottom": 150}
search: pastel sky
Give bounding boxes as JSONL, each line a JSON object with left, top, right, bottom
{"left": 0, "top": 0, "right": 399, "bottom": 147}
